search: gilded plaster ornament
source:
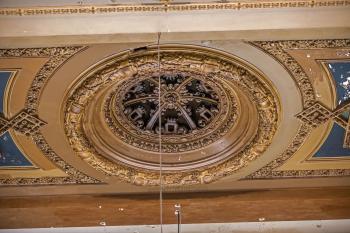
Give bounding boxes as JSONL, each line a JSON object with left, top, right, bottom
{"left": 0, "top": 109, "right": 46, "bottom": 137}
{"left": 64, "top": 45, "right": 280, "bottom": 186}
{"left": 0, "top": 0, "right": 348, "bottom": 16}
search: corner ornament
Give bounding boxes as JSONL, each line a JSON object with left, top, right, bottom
{"left": 0, "top": 109, "right": 46, "bottom": 137}
{"left": 296, "top": 100, "right": 350, "bottom": 148}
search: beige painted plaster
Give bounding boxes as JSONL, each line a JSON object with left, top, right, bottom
{"left": 0, "top": 6, "right": 349, "bottom": 48}
{"left": 0, "top": 58, "right": 67, "bottom": 178}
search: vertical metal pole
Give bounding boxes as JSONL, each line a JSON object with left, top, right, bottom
{"left": 157, "top": 32, "right": 163, "bottom": 233}
{"left": 175, "top": 204, "right": 181, "bottom": 233}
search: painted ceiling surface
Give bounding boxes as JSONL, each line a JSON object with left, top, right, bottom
{"left": 0, "top": 131, "right": 32, "bottom": 167}
{"left": 329, "top": 62, "right": 350, "bottom": 104}
{"left": 314, "top": 62, "right": 350, "bottom": 158}
{"left": 0, "top": 39, "right": 349, "bottom": 192}
{"left": 0, "top": 71, "right": 33, "bottom": 167}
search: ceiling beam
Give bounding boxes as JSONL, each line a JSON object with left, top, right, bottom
{"left": 1, "top": 187, "right": 350, "bottom": 228}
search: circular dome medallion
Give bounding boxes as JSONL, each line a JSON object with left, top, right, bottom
{"left": 64, "top": 45, "right": 280, "bottom": 186}
{"left": 106, "top": 71, "right": 236, "bottom": 153}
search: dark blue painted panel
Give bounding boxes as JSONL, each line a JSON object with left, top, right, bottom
{"left": 0, "top": 71, "right": 33, "bottom": 167}
{"left": 313, "top": 62, "right": 350, "bottom": 158}
{"left": 0, "top": 131, "right": 33, "bottom": 167}
{"left": 327, "top": 62, "right": 350, "bottom": 104}
{"left": 314, "top": 123, "right": 350, "bottom": 157}
{"left": 0, "top": 71, "right": 13, "bottom": 114}
{"left": 341, "top": 110, "right": 349, "bottom": 120}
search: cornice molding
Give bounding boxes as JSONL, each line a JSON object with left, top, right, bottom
{"left": 0, "top": 0, "right": 349, "bottom": 16}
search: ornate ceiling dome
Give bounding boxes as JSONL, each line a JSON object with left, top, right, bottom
{"left": 106, "top": 69, "right": 236, "bottom": 153}
{"left": 64, "top": 44, "right": 280, "bottom": 185}
{"left": 117, "top": 74, "right": 223, "bottom": 137}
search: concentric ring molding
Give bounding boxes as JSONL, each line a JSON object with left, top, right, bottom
{"left": 89, "top": 70, "right": 255, "bottom": 171}
{"left": 107, "top": 70, "right": 236, "bottom": 153}
{"left": 64, "top": 44, "right": 280, "bottom": 186}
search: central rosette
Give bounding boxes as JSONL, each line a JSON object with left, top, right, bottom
{"left": 105, "top": 67, "right": 236, "bottom": 153}
{"left": 162, "top": 92, "right": 179, "bottom": 104}
{"left": 121, "top": 74, "right": 220, "bottom": 136}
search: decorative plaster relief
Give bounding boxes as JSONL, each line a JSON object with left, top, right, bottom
{"left": 246, "top": 39, "right": 350, "bottom": 179}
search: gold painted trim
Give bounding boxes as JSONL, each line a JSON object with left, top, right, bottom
{"left": 0, "top": 0, "right": 349, "bottom": 16}
{"left": 0, "top": 167, "right": 34, "bottom": 170}
{"left": 0, "top": 167, "right": 67, "bottom": 179}
{"left": 1, "top": 69, "right": 17, "bottom": 119}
